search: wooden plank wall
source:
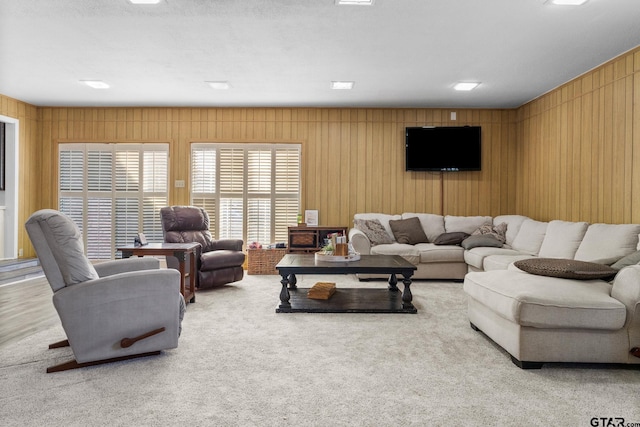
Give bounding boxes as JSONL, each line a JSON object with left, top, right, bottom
{"left": 0, "top": 94, "right": 39, "bottom": 258}
{"left": 5, "top": 44, "right": 640, "bottom": 258}
{"left": 30, "top": 107, "right": 517, "bottom": 257}
{"left": 516, "top": 46, "right": 640, "bottom": 224}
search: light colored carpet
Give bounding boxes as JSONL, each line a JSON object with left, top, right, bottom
{"left": 1, "top": 274, "right": 639, "bottom": 426}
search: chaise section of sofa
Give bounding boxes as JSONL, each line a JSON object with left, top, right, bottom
{"left": 463, "top": 265, "right": 640, "bottom": 368}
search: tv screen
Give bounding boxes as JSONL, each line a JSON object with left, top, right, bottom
{"left": 405, "top": 126, "right": 482, "bottom": 171}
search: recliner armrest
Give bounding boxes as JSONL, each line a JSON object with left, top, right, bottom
{"left": 93, "top": 257, "right": 160, "bottom": 277}
{"left": 209, "top": 239, "right": 243, "bottom": 252}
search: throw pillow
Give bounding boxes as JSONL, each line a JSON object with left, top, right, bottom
{"left": 353, "top": 219, "right": 394, "bottom": 246}
{"left": 611, "top": 250, "right": 640, "bottom": 270}
{"left": 389, "top": 217, "right": 428, "bottom": 245}
{"left": 433, "top": 232, "right": 470, "bottom": 246}
{"left": 513, "top": 258, "right": 617, "bottom": 280}
{"left": 471, "top": 222, "right": 507, "bottom": 244}
{"left": 461, "top": 234, "right": 503, "bottom": 250}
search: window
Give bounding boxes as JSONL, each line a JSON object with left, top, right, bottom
{"left": 191, "top": 143, "right": 301, "bottom": 245}
{"left": 58, "top": 143, "right": 168, "bottom": 259}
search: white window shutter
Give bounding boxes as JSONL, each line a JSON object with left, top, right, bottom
{"left": 192, "top": 149, "right": 216, "bottom": 193}
{"left": 87, "top": 150, "right": 113, "bottom": 192}
{"left": 191, "top": 143, "right": 300, "bottom": 245}
{"left": 247, "top": 198, "right": 271, "bottom": 243}
{"left": 59, "top": 151, "right": 84, "bottom": 192}
{"left": 115, "top": 151, "right": 139, "bottom": 192}
{"left": 219, "top": 198, "right": 243, "bottom": 240}
{"left": 275, "top": 149, "right": 300, "bottom": 194}
{"left": 59, "top": 143, "right": 169, "bottom": 259}
{"left": 86, "top": 198, "right": 113, "bottom": 259}
{"left": 219, "top": 148, "right": 244, "bottom": 193}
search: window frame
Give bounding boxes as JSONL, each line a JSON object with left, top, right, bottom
{"left": 190, "top": 142, "right": 301, "bottom": 245}
{"left": 58, "top": 142, "right": 169, "bottom": 259}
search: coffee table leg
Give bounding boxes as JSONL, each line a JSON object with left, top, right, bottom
{"left": 402, "top": 274, "right": 414, "bottom": 309}
{"left": 288, "top": 274, "right": 297, "bottom": 289}
{"left": 388, "top": 273, "right": 399, "bottom": 291}
{"left": 279, "top": 274, "right": 291, "bottom": 309}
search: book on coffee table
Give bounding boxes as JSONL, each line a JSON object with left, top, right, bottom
{"left": 307, "top": 282, "right": 336, "bottom": 300}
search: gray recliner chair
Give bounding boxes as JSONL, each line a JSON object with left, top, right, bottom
{"left": 25, "top": 209, "right": 185, "bottom": 373}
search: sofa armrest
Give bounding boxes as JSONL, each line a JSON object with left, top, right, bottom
{"left": 612, "top": 265, "right": 640, "bottom": 356}
{"left": 94, "top": 257, "right": 160, "bottom": 277}
{"left": 53, "top": 268, "right": 182, "bottom": 363}
{"left": 209, "top": 239, "right": 243, "bottom": 252}
{"left": 349, "top": 228, "right": 371, "bottom": 255}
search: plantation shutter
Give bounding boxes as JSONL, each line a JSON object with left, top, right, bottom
{"left": 114, "top": 150, "right": 140, "bottom": 250}
{"left": 142, "top": 151, "right": 168, "bottom": 243}
{"left": 219, "top": 148, "right": 244, "bottom": 240}
{"left": 274, "top": 149, "right": 300, "bottom": 242}
{"left": 247, "top": 149, "right": 271, "bottom": 244}
{"left": 191, "top": 149, "right": 217, "bottom": 234}
{"left": 191, "top": 143, "right": 300, "bottom": 245}
{"left": 58, "top": 143, "right": 168, "bottom": 259}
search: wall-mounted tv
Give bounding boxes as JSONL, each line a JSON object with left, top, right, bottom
{"left": 405, "top": 126, "right": 482, "bottom": 172}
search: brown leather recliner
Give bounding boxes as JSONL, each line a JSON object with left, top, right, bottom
{"left": 160, "top": 206, "right": 245, "bottom": 289}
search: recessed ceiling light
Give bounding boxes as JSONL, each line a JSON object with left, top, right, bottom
{"left": 454, "top": 82, "right": 480, "bottom": 91}
{"left": 128, "top": 0, "right": 162, "bottom": 4}
{"left": 206, "top": 81, "right": 231, "bottom": 90}
{"left": 81, "top": 80, "right": 110, "bottom": 89}
{"left": 336, "top": 0, "right": 374, "bottom": 5}
{"left": 331, "top": 81, "right": 355, "bottom": 90}
{"left": 546, "top": 0, "right": 588, "bottom": 5}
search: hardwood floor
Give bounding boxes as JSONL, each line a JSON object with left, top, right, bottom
{"left": 0, "top": 278, "right": 58, "bottom": 348}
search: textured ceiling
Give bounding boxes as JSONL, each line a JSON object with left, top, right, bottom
{"left": 1, "top": 0, "right": 640, "bottom": 108}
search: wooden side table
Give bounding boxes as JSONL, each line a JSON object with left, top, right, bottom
{"left": 287, "top": 226, "right": 348, "bottom": 254}
{"left": 117, "top": 242, "right": 199, "bottom": 304}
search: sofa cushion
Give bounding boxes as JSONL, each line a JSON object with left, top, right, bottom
{"left": 414, "top": 243, "right": 465, "bottom": 263}
{"left": 510, "top": 219, "right": 548, "bottom": 255}
{"left": 353, "top": 218, "right": 394, "bottom": 246}
{"left": 611, "top": 250, "right": 640, "bottom": 270}
{"left": 574, "top": 223, "right": 640, "bottom": 264}
{"left": 461, "top": 234, "right": 503, "bottom": 250}
{"left": 483, "top": 254, "right": 536, "bottom": 271}
{"left": 514, "top": 258, "right": 617, "bottom": 281}
{"left": 444, "top": 215, "right": 492, "bottom": 234}
{"left": 493, "top": 215, "right": 529, "bottom": 247}
{"left": 433, "top": 232, "right": 469, "bottom": 245}
{"left": 370, "top": 243, "right": 420, "bottom": 265}
{"left": 354, "top": 213, "right": 401, "bottom": 240}
{"left": 470, "top": 223, "right": 507, "bottom": 244}
{"left": 401, "top": 213, "right": 445, "bottom": 243}
{"left": 464, "top": 247, "right": 524, "bottom": 270}
{"left": 389, "top": 217, "right": 428, "bottom": 245}
{"left": 463, "top": 270, "right": 627, "bottom": 330}
{"left": 537, "top": 220, "right": 588, "bottom": 259}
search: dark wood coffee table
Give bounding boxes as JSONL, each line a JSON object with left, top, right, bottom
{"left": 275, "top": 254, "right": 417, "bottom": 314}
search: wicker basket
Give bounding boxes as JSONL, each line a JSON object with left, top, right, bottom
{"left": 247, "top": 248, "right": 287, "bottom": 275}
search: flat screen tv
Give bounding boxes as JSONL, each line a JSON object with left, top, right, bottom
{"left": 405, "top": 126, "right": 481, "bottom": 171}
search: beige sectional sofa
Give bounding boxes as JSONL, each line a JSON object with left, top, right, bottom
{"left": 348, "top": 212, "right": 530, "bottom": 280}
{"left": 349, "top": 212, "right": 640, "bottom": 368}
